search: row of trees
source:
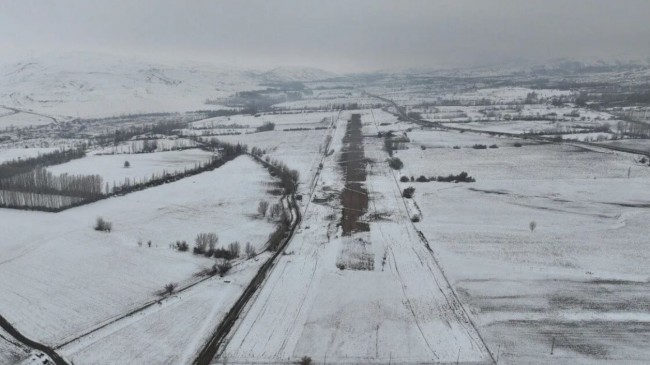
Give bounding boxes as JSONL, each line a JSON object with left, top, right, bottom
{"left": 0, "top": 148, "right": 85, "bottom": 179}
{"left": 0, "top": 190, "right": 84, "bottom": 210}
{"left": 262, "top": 156, "right": 300, "bottom": 194}
{"left": 0, "top": 139, "right": 249, "bottom": 211}
{"left": 95, "top": 120, "right": 187, "bottom": 146}
{"left": 0, "top": 168, "right": 103, "bottom": 197}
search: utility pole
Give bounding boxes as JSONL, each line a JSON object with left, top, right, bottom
{"left": 496, "top": 344, "right": 500, "bottom": 364}
{"left": 551, "top": 337, "right": 555, "bottom": 355}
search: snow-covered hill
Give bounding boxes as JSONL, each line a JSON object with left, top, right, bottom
{"left": 258, "top": 66, "right": 337, "bottom": 83}
{"left": 0, "top": 53, "right": 336, "bottom": 119}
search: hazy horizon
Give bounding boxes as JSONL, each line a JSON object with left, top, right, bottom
{"left": 2, "top": 0, "right": 650, "bottom": 73}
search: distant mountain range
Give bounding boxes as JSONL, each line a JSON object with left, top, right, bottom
{"left": 0, "top": 53, "right": 337, "bottom": 119}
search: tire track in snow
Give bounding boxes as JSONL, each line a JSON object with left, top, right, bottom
{"left": 367, "top": 107, "right": 496, "bottom": 363}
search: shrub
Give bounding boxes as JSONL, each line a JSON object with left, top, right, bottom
{"left": 411, "top": 214, "right": 421, "bottom": 222}
{"left": 472, "top": 144, "right": 487, "bottom": 149}
{"left": 175, "top": 240, "right": 189, "bottom": 251}
{"left": 124, "top": 160, "right": 130, "bottom": 168}
{"left": 216, "top": 260, "right": 232, "bottom": 276}
{"left": 300, "top": 356, "right": 313, "bottom": 365}
{"left": 163, "top": 282, "right": 176, "bottom": 295}
{"left": 258, "top": 200, "right": 269, "bottom": 217}
{"left": 245, "top": 242, "right": 256, "bottom": 258}
{"left": 453, "top": 145, "right": 461, "bottom": 149}
{"left": 416, "top": 175, "right": 429, "bottom": 182}
{"left": 388, "top": 157, "right": 404, "bottom": 170}
{"left": 514, "top": 142, "right": 522, "bottom": 147}
{"left": 420, "top": 145, "right": 426, "bottom": 150}
{"left": 256, "top": 122, "right": 275, "bottom": 132}
{"left": 435, "top": 171, "right": 475, "bottom": 183}
{"left": 194, "top": 232, "right": 218, "bottom": 255}
{"left": 94, "top": 217, "right": 112, "bottom": 232}
{"left": 213, "top": 248, "right": 237, "bottom": 260}
{"left": 402, "top": 186, "right": 415, "bottom": 198}
{"left": 399, "top": 176, "right": 409, "bottom": 182}
{"left": 529, "top": 221, "right": 537, "bottom": 232}
{"left": 489, "top": 144, "right": 498, "bottom": 149}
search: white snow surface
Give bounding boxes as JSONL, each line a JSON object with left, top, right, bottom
{"left": 0, "top": 155, "right": 278, "bottom": 345}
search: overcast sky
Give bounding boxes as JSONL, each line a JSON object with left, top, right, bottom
{"left": 1, "top": 0, "right": 649, "bottom": 72}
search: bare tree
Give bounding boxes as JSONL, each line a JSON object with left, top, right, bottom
{"left": 245, "top": 242, "right": 256, "bottom": 258}
{"left": 258, "top": 200, "right": 269, "bottom": 217}
{"left": 228, "top": 241, "right": 241, "bottom": 257}
{"left": 194, "top": 232, "right": 218, "bottom": 254}
{"left": 269, "top": 203, "right": 283, "bottom": 218}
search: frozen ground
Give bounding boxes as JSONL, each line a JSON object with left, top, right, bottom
{"left": 0, "top": 155, "right": 278, "bottom": 346}
{"left": 395, "top": 127, "right": 650, "bottom": 364}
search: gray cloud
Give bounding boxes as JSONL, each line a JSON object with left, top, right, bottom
{"left": 1, "top": 0, "right": 649, "bottom": 72}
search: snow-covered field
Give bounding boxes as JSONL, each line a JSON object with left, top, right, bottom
{"left": 60, "top": 253, "right": 271, "bottom": 365}
{"left": 90, "top": 138, "right": 200, "bottom": 155}
{"left": 0, "top": 111, "right": 56, "bottom": 130}
{"left": 47, "top": 148, "right": 215, "bottom": 188}
{"left": 0, "top": 156, "right": 278, "bottom": 346}
{"left": 219, "top": 111, "right": 492, "bottom": 364}
{"left": 0, "top": 147, "right": 57, "bottom": 163}
{"left": 394, "top": 127, "right": 650, "bottom": 364}
{"left": 214, "top": 112, "right": 339, "bottom": 195}
{"left": 2, "top": 57, "right": 650, "bottom": 365}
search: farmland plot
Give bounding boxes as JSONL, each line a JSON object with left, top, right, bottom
{"left": 47, "top": 148, "right": 215, "bottom": 188}
{"left": 396, "top": 128, "right": 650, "bottom": 364}
{"left": 59, "top": 253, "right": 273, "bottom": 365}
{"left": 0, "top": 147, "right": 57, "bottom": 163}
{"left": 0, "top": 155, "right": 278, "bottom": 346}
{"left": 219, "top": 111, "right": 492, "bottom": 364}
{"left": 214, "top": 112, "right": 339, "bottom": 195}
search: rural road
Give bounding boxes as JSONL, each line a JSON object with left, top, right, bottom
{"left": 0, "top": 314, "right": 69, "bottom": 365}
{"left": 193, "top": 115, "right": 339, "bottom": 365}
{"left": 192, "top": 181, "right": 301, "bottom": 365}
{"left": 0, "top": 105, "right": 59, "bottom": 124}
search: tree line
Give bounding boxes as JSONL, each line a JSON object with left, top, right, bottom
{"left": 0, "top": 148, "right": 86, "bottom": 179}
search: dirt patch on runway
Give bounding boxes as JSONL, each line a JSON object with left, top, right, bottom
{"left": 339, "top": 113, "right": 369, "bottom": 235}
